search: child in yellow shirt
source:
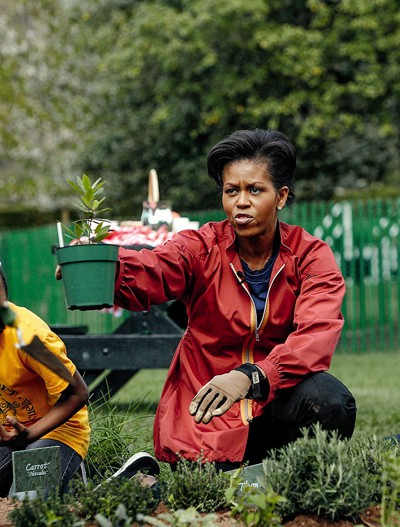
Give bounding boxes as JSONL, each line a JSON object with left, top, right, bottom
{"left": 0, "top": 271, "right": 90, "bottom": 496}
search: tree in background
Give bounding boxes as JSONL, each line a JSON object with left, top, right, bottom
{"left": 0, "top": 0, "right": 399, "bottom": 219}
{"left": 0, "top": 1, "right": 86, "bottom": 210}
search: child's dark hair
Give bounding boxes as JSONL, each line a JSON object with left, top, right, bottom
{"left": 0, "top": 270, "right": 8, "bottom": 299}
{"left": 0, "top": 270, "right": 7, "bottom": 333}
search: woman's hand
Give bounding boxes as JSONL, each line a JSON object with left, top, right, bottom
{"left": 0, "top": 416, "right": 30, "bottom": 448}
{"left": 189, "top": 370, "right": 251, "bottom": 424}
{"left": 55, "top": 265, "right": 62, "bottom": 280}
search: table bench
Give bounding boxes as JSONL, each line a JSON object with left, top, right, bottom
{"left": 51, "top": 301, "right": 185, "bottom": 400}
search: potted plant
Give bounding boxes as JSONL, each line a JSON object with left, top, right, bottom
{"left": 55, "top": 174, "right": 119, "bottom": 311}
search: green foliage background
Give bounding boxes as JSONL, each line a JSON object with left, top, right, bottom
{"left": 0, "top": 0, "right": 399, "bottom": 220}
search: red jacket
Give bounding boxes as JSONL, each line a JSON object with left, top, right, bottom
{"left": 115, "top": 220, "right": 345, "bottom": 463}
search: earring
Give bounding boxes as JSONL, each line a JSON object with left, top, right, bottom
{"left": 277, "top": 206, "right": 282, "bottom": 211}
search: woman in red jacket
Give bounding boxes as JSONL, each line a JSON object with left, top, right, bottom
{"left": 110, "top": 128, "right": 356, "bottom": 476}
{"left": 58, "top": 128, "right": 356, "bottom": 480}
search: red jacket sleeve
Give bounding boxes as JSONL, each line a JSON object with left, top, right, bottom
{"left": 114, "top": 241, "right": 194, "bottom": 311}
{"left": 257, "top": 244, "right": 346, "bottom": 403}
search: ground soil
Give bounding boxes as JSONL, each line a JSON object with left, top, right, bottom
{"left": 0, "top": 498, "right": 386, "bottom": 527}
{"left": 0, "top": 499, "right": 14, "bottom": 527}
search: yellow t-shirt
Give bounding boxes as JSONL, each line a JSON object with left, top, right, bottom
{"left": 0, "top": 302, "right": 90, "bottom": 459}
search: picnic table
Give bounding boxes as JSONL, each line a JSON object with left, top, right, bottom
{"left": 51, "top": 224, "right": 187, "bottom": 399}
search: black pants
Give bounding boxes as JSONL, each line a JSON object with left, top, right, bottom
{"left": 216, "top": 371, "right": 356, "bottom": 472}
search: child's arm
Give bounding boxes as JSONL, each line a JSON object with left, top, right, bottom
{"left": 0, "top": 370, "right": 89, "bottom": 448}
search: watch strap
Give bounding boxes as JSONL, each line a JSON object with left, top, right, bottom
{"left": 234, "top": 363, "right": 270, "bottom": 400}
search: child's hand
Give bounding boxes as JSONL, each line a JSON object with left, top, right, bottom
{"left": 0, "top": 416, "right": 30, "bottom": 447}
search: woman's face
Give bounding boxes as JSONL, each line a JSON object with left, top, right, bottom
{"left": 222, "top": 160, "right": 288, "bottom": 241}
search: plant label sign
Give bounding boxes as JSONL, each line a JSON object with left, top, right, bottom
{"left": 12, "top": 446, "right": 61, "bottom": 492}
{"left": 226, "top": 463, "right": 265, "bottom": 493}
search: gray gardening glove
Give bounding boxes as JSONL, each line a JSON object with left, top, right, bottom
{"left": 189, "top": 370, "right": 251, "bottom": 424}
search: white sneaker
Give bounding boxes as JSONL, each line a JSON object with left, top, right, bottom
{"left": 110, "top": 452, "right": 160, "bottom": 480}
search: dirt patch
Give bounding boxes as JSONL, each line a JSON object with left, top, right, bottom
{"left": 0, "top": 499, "right": 15, "bottom": 527}
{"left": 0, "top": 497, "right": 384, "bottom": 527}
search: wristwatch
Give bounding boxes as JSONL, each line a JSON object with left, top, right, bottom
{"left": 234, "top": 363, "right": 270, "bottom": 400}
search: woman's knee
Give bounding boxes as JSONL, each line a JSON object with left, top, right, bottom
{"left": 317, "top": 373, "right": 356, "bottom": 438}
{"left": 275, "top": 372, "right": 357, "bottom": 438}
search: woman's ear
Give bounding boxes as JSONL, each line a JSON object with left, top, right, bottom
{"left": 277, "top": 186, "right": 289, "bottom": 210}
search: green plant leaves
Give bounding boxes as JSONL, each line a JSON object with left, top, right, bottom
{"left": 165, "top": 456, "right": 230, "bottom": 513}
{"left": 262, "top": 425, "right": 400, "bottom": 521}
{"left": 62, "top": 174, "right": 113, "bottom": 243}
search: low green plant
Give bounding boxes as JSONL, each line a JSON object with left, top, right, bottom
{"left": 79, "top": 478, "right": 157, "bottom": 522}
{"left": 350, "top": 433, "right": 396, "bottom": 505}
{"left": 225, "top": 468, "right": 284, "bottom": 527}
{"left": 95, "top": 503, "right": 133, "bottom": 527}
{"left": 62, "top": 173, "right": 112, "bottom": 243}
{"left": 262, "top": 424, "right": 393, "bottom": 521}
{"left": 9, "top": 491, "right": 83, "bottom": 527}
{"left": 381, "top": 448, "right": 400, "bottom": 527}
{"left": 165, "top": 456, "right": 230, "bottom": 513}
{"left": 137, "top": 506, "right": 218, "bottom": 527}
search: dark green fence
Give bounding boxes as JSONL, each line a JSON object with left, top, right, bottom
{"left": 0, "top": 198, "right": 399, "bottom": 352}
{"left": 0, "top": 224, "right": 126, "bottom": 335}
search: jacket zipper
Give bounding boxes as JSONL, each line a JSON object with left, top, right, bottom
{"left": 231, "top": 263, "right": 285, "bottom": 340}
{"left": 230, "top": 262, "right": 286, "bottom": 423}
{"left": 258, "top": 263, "right": 285, "bottom": 332}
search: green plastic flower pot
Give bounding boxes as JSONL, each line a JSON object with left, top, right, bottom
{"left": 56, "top": 244, "right": 119, "bottom": 310}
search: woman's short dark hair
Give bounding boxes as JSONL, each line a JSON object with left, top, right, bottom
{"left": 207, "top": 128, "right": 296, "bottom": 206}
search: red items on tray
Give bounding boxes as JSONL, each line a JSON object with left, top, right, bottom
{"left": 103, "top": 224, "right": 175, "bottom": 247}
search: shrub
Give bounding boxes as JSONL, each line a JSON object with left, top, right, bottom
{"left": 165, "top": 456, "right": 230, "bottom": 513}
{"left": 96, "top": 503, "right": 133, "bottom": 527}
{"left": 9, "top": 491, "right": 82, "bottom": 527}
{"left": 381, "top": 448, "right": 400, "bottom": 527}
{"left": 262, "top": 424, "right": 398, "bottom": 521}
{"left": 137, "top": 506, "right": 219, "bottom": 527}
{"left": 226, "top": 469, "right": 285, "bottom": 527}
{"left": 78, "top": 478, "right": 157, "bottom": 522}
{"left": 9, "top": 478, "right": 157, "bottom": 527}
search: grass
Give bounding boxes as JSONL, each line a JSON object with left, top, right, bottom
{"left": 108, "top": 352, "right": 400, "bottom": 453}
{"left": 330, "top": 351, "right": 400, "bottom": 439}
{"left": 109, "top": 369, "right": 168, "bottom": 460}
{"left": 112, "top": 369, "right": 168, "bottom": 410}
{"left": 10, "top": 353, "right": 400, "bottom": 526}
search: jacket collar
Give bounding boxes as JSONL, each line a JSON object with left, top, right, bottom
{"left": 224, "top": 220, "right": 293, "bottom": 263}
